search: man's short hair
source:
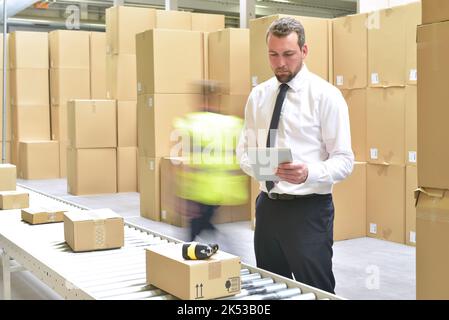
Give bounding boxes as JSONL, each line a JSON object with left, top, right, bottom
{"left": 266, "top": 17, "right": 306, "bottom": 48}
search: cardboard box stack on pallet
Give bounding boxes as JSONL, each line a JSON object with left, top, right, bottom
{"left": 415, "top": 0, "right": 449, "bottom": 300}
{"left": 0, "top": 164, "right": 29, "bottom": 210}
{"left": 0, "top": 34, "right": 11, "bottom": 163}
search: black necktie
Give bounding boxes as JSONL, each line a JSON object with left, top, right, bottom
{"left": 266, "top": 83, "right": 289, "bottom": 193}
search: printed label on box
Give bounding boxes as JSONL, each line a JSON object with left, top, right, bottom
{"left": 408, "top": 151, "right": 417, "bottom": 163}
{"left": 336, "top": 75, "right": 344, "bottom": 86}
{"left": 410, "top": 231, "right": 416, "bottom": 243}
{"left": 251, "top": 76, "right": 258, "bottom": 87}
{"left": 370, "top": 223, "right": 377, "bottom": 234}
{"left": 409, "top": 69, "right": 417, "bottom": 81}
{"left": 371, "top": 73, "right": 379, "bottom": 85}
{"left": 370, "top": 148, "right": 378, "bottom": 160}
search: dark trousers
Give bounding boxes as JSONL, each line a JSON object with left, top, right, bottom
{"left": 189, "top": 203, "right": 219, "bottom": 241}
{"left": 254, "top": 192, "right": 336, "bottom": 294}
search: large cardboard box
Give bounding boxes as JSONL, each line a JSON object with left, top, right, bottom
{"left": 405, "top": 166, "right": 417, "bottom": 246}
{"left": 341, "top": 89, "right": 366, "bottom": 162}
{"left": 12, "top": 105, "right": 51, "bottom": 141}
{"left": 417, "top": 21, "right": 449, "bottom": 189}
{"left": 106, "top": 54, "right": 137, "bottom": 100}
{"left": 67, "top": 148, "right": 117, "bottom": 195}
{"left": 156, "top": 10, "right": 191, "bottom": 30}
{"left": 9, "top": 31, "right": 49, "bottom": 69}
{"left": 117, "top": 147, "right": 137, "bottom": 193}
{"left": 139, "top": 156, "right": 161, "bottom": 221}
{"left": 0, "top": 142, "right": 11, "bottom": 164}
{"left": 191, "top": 13, "right": 225, "bottom": 32}
{"left": 416, "top": 188, "right": 449, "bottom": 299}
{"left": 405, "top": 86, "right": 417, "bottom": 166}
{"left": 64, "top": 209, "right": 124, "bottom": 252}
{"left": 333, "top": 162, "right": 367, "bottom": 241}
{"left": 21, "top": 207, "right": 65, "bottom": 225}
{"left": 332, "top": 13, "right": 368, "bottom": 89}
{"left": 18, "top": 141, "right": 59, "bottom": 180}
{"left": 208, "top": 94, "right": 248, "bottom": 119}
{"left": 0, "top": 164, "right": 16, "bottom": 191}
{"left": 137, "top": 94, "right": 202, "bottom": 158}
{"left": 59, "top": 140, "right": 68, "bottom": 178}
{"left": 10, "top": 69, "right": 49, "bottom": 106}
{"left": 405, "top": 2, "right": 421, "bottom": 85}
{"left": 250, "top": 15, "right": 329, "bottom": 85}
{"left": 146, "top": 242, "right": 241, "bottom": 300}
{"left": 422, "top": 0, "right": 449, "bottom": 24}
{"left": 366, "top": 164, "right": 405, "bottom": 244}
{"left": 0, "top": 191, "right": 29, "bottom": 210}
{"left": 208, "top": 28, "right": 250, "bottom": 95}
{"left": 67, "top": 100, "right": 117, "bottom": 149}
{"left": 50, "top": 105, "right": 67, "bottom": 141}
{"left": 106, "top": 6, "right": 156, "bottom": 55}
{"left": 136, "top": 29, "right": 203, "bottom": 95}
{"left": 50, "top": 68, "right": 91, "bottom": 107}
{"left": 90, "top": 32, "right": 107, "bottom": 99}
{"left": 0, "top": 76, "right": 11, "bottom": 140}
{"left": 366, "top": 88, "right": 405, "bottom": 165}
{"left": 49, "top": 30, "right": 90, "bottom": 69}
{"left": 117, "top": 101, "right": 137, "bottom": 147}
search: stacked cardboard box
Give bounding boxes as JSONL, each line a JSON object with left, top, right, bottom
{"left": 9, "top": 31, "right": 51, "bottom": 171}
{"left": 90, "top": 32, "right": 107, "bottom": 99}
{"left": 0, "top": 34, "right": 11, "bottom": 163}
{"left": 416, "top": 0, "right": 449, "bottom": 299}
{"left": 49, "top": 30, "right": 91, "bottom": 177}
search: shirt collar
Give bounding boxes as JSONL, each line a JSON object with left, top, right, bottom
{"left": 276, "top": 63, "right": 309, "bottom": 93}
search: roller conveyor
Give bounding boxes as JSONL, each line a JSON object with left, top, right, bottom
{"left": 0, "top": 185, "right": 344, "bottom": 300}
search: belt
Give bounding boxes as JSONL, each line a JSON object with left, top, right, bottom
{"left": 264, "top": 192, "right": 318, "bottom": 200}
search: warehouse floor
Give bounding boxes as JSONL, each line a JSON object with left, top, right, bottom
{"left": 0, "top": 179, "right": 416, "bottom": 300}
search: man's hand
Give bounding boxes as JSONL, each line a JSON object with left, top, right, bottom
{"left": 276, "top": 161, "right": 309, "bottom": 184}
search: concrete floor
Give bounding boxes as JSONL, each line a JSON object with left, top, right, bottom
{"left": 0, "top": 178, "right": 416, "bottom": 300}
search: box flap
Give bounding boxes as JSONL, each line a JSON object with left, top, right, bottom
{"left": 0, "top": 191, "right": 28, "bottom": 196}
{"left": 64, "top": 208, "right": 121, "bottom": 222}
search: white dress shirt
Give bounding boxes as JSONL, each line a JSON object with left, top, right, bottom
{"left": 237, "top": 64, "right": 354, "bottom": 195}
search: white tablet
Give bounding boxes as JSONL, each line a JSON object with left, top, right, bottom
{"left": 247, "top": 147, "right": 293, "bottom": 181}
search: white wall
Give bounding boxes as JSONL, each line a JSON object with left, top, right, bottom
{"left": 358, "top": 0, "right": 419, "bottom": 13}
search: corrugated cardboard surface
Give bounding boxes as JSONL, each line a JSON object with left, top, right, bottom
{"left": 250, "top": 14, "right": 329, "bottom": 86}
{"left": 0, "top": 142, "right": 11, "bottom": 164}
{"left": 64, "top": 209, "right": 124, "bottom": 252}
{"left": 49, "top": 30, "right": 90, "bottom": 69}
{"left": 156, "top": 10, "right": 192, "bottom": 30}
{"left": 117, "top": 147, "right": 137, "bottom": 193}
{"left": 58, "top": 140, "right": 68, "bottom": 178}
{"left": 405, "top": 166, "right": 417, "bottom": 246}
{"left": 10, "top": 69, "right": 49, "bottom": 107}
{"left": 341, "top": 89, "right": 366, "bottom": 162}
{"left": 136, "top": 29, "right": 203, "bottom": 95}
{"left": 405, "top": 86, "right": 417, "bottom": 166}
{"left": 366, "top": 164, "right": 405, "bottom": 244}
{"left": 417, "top": 21, "right": 449, "bottom": 189}
{"left": 67, "top": 148, "right": 117, "bottom": 195}
{"left": 405, "top": 2, "right": 421, "bottom": 85}
{"left": 366, "top": 88, "right": 405, "bottom": 165}
{"left": 208, "top": 94, "right": 248, "bottom": 119}
{"left": 332, "top": 13, "right": 368, "bottom": 89}
{"left": 0, "top": 164, "right": 16, "bottom": 191}
{"left": 50, "top": 105, "right": 67, "bottom": 141}
{"left": 90, "top": 32, "right": 107, "bottom": 99}
{"left": 139, "top": 156, "right": 161, "bottom": 221}
{"left": 117, "top": 100, "right": 137, "bottom": 147}
{"left": 50, "top": 68, "right": 91, "bottom": 107}
{"left": 21, "top": 208, "right": 65, "bottom": 225}
{"left": 18, "top": 141, "right": 59, "bottom": 180}
{"left": 333, "top": 162, "right": 367, "bottom": 241}
{"left": 106, "top": 54, "right": 137, "bottom": 100}
{"left": 12, "top": 105, "right": 51, "bottom": 141}
{"left": 0, "top": 191, "right": 29, "bottom": 210}
{"left": 421, "top": 0, "right": 449, "bottom": 24}
{"left": 191, "top": 13, "right": 225, "bottom": 32}
{"left": 416, "top": 188, "right": 449, "bottom": 299}
{"left": 208, "top": 28, "right": 250, "bottom": 95}
{"left": 0, "top": 72, "right": 11, "bottom": 141}
{"left": 146, "top": 243, "right": 241, "bottom": 300}
{"left": 67, "top": 100, "right": 117, "bottom": 149}
{"left": 9, "top": 31, "right": 49, "bottom": 69}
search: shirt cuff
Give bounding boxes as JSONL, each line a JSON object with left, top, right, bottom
{"left": 305, "top": 162, "right": 320, "bottom": 184}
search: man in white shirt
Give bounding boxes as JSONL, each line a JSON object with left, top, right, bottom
{"left": 237, "top": 17, "right": 354, "bottom": 294}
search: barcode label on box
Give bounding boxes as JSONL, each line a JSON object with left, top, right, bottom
{"left": 137, "top": 82, "right": 142, "bottom": 92}
{"left": 370, "top": 223, "right": 377, "bottom": 234}
{"left": 336, "top": 75, "right": 344, "bottom": 86}
{"left": 161, "top": 210, "right": 167, "bottom": 220}
{"left": 371, "top": 73, "right": 379, "bottom": 85}
{"left": 251, "top": 76, "right": 258, "bottom": 87}
{"left": 408, "top": 151, "right": 417, "bottom": 163}
{"left": 147, "top": 97, "right": 153, "bottom": 108}
{"left": 370, "top": 148, "right": 378, "bottom": 160}
{"left": 410, "top": 231, "right": 416, "bottom": 243}
{"left": 409, "top": 69, "right": 417, "bottom": 81}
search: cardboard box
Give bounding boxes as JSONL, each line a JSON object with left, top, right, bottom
{"left": 67, "top": 100, "right": 117, "bottom": 149}
{"left": 64, "top": 209, "right": 124, "bottom": 252}
{"left": 0, "top": 164, "right": 16, "bottom": 191}
{"left": 106, "top": 6, "right": 156, "bottom": 55}
{"left": 10, "top": 69, "right": 49, "bottom": 107}
{"left": 117, "top": 147, "right": 137, "bottom": 193}
{"left": 67, "top": 148, "right": 117, "bottom": 195}
{"left": 341, "top": 89, "right": 366, "bottom": 162}
{"left": 21, "top": 207, "right": 65, "bottom": 225}
{"left": 332, "top": 13, "right": 368, "bottom": 89}
{"left": 136, "top": 29, "right": 203, "bottom": 95}
{"left": 137, "top": 94, "right": 202, "bottom": 157}
{"left": 422, "top": 0, "right": 449, "bottom": 24}
{"left": 0, "top": 73, "right": 11, "bottom": 140}
{"left": 208, "top": 94, "right": 248, "bottom": 119}
{"left": 366, "top": 164, "right": 405, "bottom": 244}
{"left": 250, "top": 14, "right": 329, "bottom": 85}
{"left": 191, "top": 13, "right": 225, "bottom": 32}
{"left": 0, "top": 34, "right": 6, "bottom": 66}
{"left": 146, "top": 242, "right": 241, "bottom": 300}
{"left": 106, "top": 54, "right": 137, "bottom": 100}
{"left": 156, "top": 10, "right": 191, "bottom": 30}
{"left": 416, "top": 187, "right": 449, "bottom": 299}
{"left": 333, "top": 162, "right": 367, "bottom": 241}
{"left": 90, "top": 32, "right": 107, "bottom": 99}
{"left": 417, "top": 21, "right": 449, "bottom": 189}
{"left": 366, "top": 88, "right": 405, "bottom": 165}
{"left": 405, "top": 2, "right": 421, "bottom": 85}
{"left": 49, "top": 30, "right": 90, "bottom": 69}
{"left": 0, "top": 191, "right": 29, "bottom": 210}
{"left": 208, "top": 28, "right": 250, "bottom": 95}
{"left": 9, "top": 31, "right": 49, "bottom": 69}
{"left": 405, "top": 165, "right": 417, "bottom": 246}
{"left": 0, "top": 142, "right": 11, "bottom": 164}
{"left": 405, "top": 86, "right": 417, "bottom": 166}
{"left": 12, "top": 105, "right": 51, "bottom": 141}
{"left": 59, "top": 140, "right": 68, "bottom": 178}
{"left": 50, "top": 105, "right": 67, "bottom": 141}
{"left": 117, "top": 101, "right": 137, "bottom": 147}
{"left": 139, "top": 156, "right": 161, "bottom": 221}
{"left": 18, "top": 141, "right": 60, "bottom": 179}
{"left": 50, "top": 68, "right": 91, "bottom": 107}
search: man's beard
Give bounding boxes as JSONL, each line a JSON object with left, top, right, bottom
{"left": 274, "top": 68, "right": 299, "bottom": 83}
